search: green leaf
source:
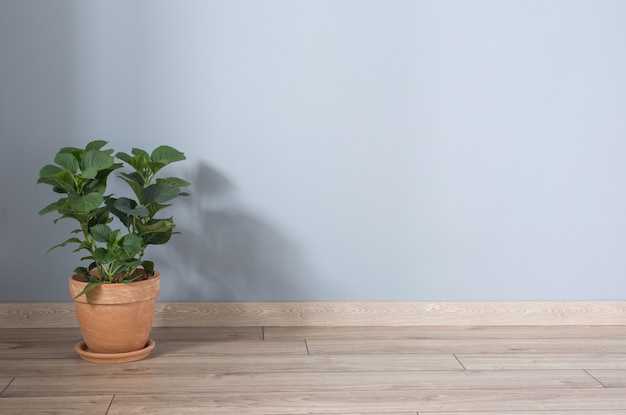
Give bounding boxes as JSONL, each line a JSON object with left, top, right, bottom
{"left": 38, "top": 198, "right": 68, "bottom": 215}
{"left": 147, "top": 161, "right": 167, "bottom": 175}
{"left": 81, "top": 149, "right": 115, "bottom": 171}
{"left": 137, "top": 218, "right": 173, "bottom": 235}
{"left": 77, "top": 240, "right": 93, "bottom": 250}
{"left": 90, "top": 224, "right": 116, "bottom": 243}
{"left": 132, "top": 148, "right": 151, "bottom": 159}
{"left": 156, "top": 177, "right": 191, "bottom": 187}
{"left": 104, "top": 198, "right": 131, "bottom": 228}
{"left": 118, "top": 259, "right": 143, "bottom": 276}
{"left": 37, "top": 174, "right": 75, "bottom": 194}
{"left": 38, "top": 164, "right": 75, "bottom": 194}
{"left": 142, "top": 228, "right": 173, "bottom": 245}
{"left": 93, "top": 247, "right": 117, "bottom": 264}
{"left": 141, "top": 260, "right": 155, "bottom": 275}
{"left": 120, "top": 172, "right": 145, "bottom": 201}
{"left": 143, "top": 183, "right": 180, "bottom": 204}
{"left": 39, "top": 164, "right": 64, "bottom": 178}
{"left": 73, "top": 266, "right": 89, "bottom": 276}
{"left": 116, "top": 152, "right": 147, "bottom": 173}
{"left": 85, "top": 140, "right": 108, "bottom": 151}
{"left": 141, "top": 219, "right": 174, "bottom": 245}
{"left": 46, "top": 237, "right": 82, "bottom": 254}
{"left": 57, "top": 147, "right": 84, "bottom": 160}
{"left": 73, "top": 281, "right": 103, "bottom": 299}
{"left": 80, "top": 167, "right": 98, "bottom": 179}
{"left": 124, "top": 258, "right": 143, "bottom": 268}
{"left": 79, "top": 254, "right": 95, "bottom": 262}
{"left": 151, "top": 145, "right": 186, "bottom": 165}
{"left": 54, "top": 153, "right": 79, "bottom": 173}
{"left": 114, "top": 197, "right": 149, "bottom": 218}
{"left": 115, "top": 151, "right": 133, "bottom": 164}
{"left": 120, "top": 171, "right": 145, "bottom": 186}
{"left": 68, "top": 192, "right": 103, "bottom": 213}
{"left": 54, "top": 212, "right": 88, "bottom": 224}
{"left": 87, "top": 206, "right": 112, "bottom": 227}
{"left": 145, "top": 202, "right": 171, "bottom": 217}
{"left": 82, "top": 164, "right": 122, "bottom": 195}
{"left": 120, "top": 234, "right": 142, "bottom": 256}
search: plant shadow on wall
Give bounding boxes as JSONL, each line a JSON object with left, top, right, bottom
{"left": 162, "top": 162, "right": 315, "bottom": 300}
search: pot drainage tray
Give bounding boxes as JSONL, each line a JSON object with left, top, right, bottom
{"left": 75, "top": 339, "right": 156, "bottom": 363}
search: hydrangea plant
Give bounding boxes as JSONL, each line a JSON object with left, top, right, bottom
{"left": 37, "top": 140, "right": 189, "bottom": 297}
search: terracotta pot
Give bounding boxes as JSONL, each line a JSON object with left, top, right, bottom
{"left": 68, "top": 271, "right": 160, "bottom": 355}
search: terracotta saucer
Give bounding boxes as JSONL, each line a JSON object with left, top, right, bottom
{"left": 74, "top": 339, "right": 156, "bottom": 363}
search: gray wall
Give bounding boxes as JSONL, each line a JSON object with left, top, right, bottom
{"left": 2, "top": 0, "right": 626, "bottom": 301}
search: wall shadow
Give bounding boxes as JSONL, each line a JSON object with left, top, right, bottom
{"left": 160, "top": 161, "right": 316, "bottom": 301}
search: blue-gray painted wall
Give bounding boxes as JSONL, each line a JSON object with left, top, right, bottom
{"left": 2, "top": 0, "right": 625, "bottom": 301}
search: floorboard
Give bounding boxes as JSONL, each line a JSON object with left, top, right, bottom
{"left": 305, "top": 338, "right": 626, "bottom": 354}
{"left": 1, "top": 325, "right": 626, "bottom": 414}
{"left": 2, "top": 370, "right": 603, "bottom": 397}
{"left": 107, "top": 389, "right": 626, "bottom": 414}
{"left": 457, "top": 353, "right": 626, "bottom": 370}
{"left": 0, "top": 354, "right": 462, "bottom": 377}
{"left": 264, "top": 325, "right": 626, "bottom": 340}
{"left": 0, "top": 396, "right": 113, "bottom": 415}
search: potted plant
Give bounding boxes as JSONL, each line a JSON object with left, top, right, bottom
{"left": 37, "top": 140, "right": 189, "bottom": 363}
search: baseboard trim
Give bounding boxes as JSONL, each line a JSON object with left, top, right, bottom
{"left": 1, "top": 301, "right": 625, "bottom": 328}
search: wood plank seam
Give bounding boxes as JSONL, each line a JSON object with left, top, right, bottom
{"left": 584, "top": 370, "right": 609, "bottom": 388}
{"left": 452, "top": 354, "right": 467, "bottom": 370}
{"left": 1, "top": 378, "right": 15, "bottom": 396}
{"left": 106, "top": 394, "right": 115, "bottom": 415}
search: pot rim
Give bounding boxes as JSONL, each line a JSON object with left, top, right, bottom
{"left": 69, "top": 272, "right": 160, "bottom": 304}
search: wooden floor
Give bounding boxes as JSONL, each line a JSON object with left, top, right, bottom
{"left": 2, "top": 325, "right": 626, "bottom": 414}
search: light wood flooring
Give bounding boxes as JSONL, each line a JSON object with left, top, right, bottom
{"left": 2, "top": 325, "right": 626, "bottom": 414}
